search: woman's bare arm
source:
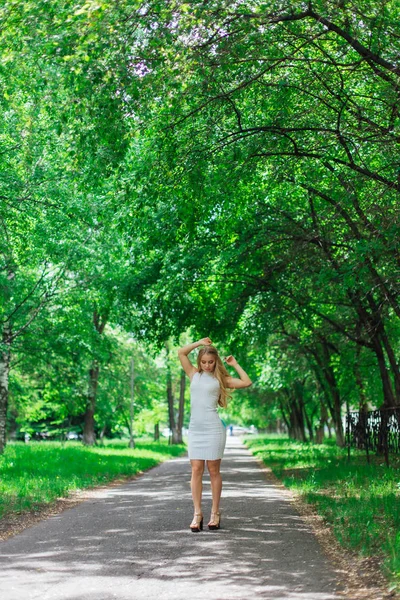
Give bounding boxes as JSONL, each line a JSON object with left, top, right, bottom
{"left": 177, "top": 337, "right": 212, "bottom": 378}
{"left": 224, "top": 355, "right": 252, "bottom": 389}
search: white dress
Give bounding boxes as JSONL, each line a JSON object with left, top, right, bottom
{"left": 188, "top": 371, "right": 227, "bottom": 460}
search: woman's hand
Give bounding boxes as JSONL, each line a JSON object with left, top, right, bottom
{"left": 224, "top": 355, "right": 238, "bottom": 366}
{"left": 198, "top": 337, "right": 212, "bottom": 346}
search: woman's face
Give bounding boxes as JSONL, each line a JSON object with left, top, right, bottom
{"left": 200, "top": 355, "right": 216, "bottom": 372}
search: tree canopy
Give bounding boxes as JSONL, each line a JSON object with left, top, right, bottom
{"left": 0, "top": 0, "right": 399, "bottom": 450}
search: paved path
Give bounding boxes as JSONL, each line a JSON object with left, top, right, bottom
{"left": 0, "top": 438, "right": 342, "bottom": 600}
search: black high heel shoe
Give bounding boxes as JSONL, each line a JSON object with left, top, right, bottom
{"left": 208, "top": 511, "right": 221, "bottom": 530}
{"left": 190, "top": 513, "right": 203, "bottom": 532}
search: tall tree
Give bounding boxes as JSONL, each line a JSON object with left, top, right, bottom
{"left": 117, "top": 0, "right": 400, "bottom": 438}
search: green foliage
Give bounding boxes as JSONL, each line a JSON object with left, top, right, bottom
{"left": 0, "top": 439, "right": 185, "bottom": 519}
{"left": 114, "top": 0, "right": 400, "bottom": 440}
{"left": 8, "top": 330, "right": 170, "bottom": 439}
{"left": 246, "top": 435, "right": 400, "bottom": 587}
{"left": 1, "top": 0, "right": 400, "bottom": 453}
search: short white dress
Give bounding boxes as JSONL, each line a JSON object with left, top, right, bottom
{"left": 188, "top": 371, "right": 227, "bottom": 460}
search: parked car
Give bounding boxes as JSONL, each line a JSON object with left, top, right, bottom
{"left": 65, "top": 431, "right": 80, "bottom": 441}
{"left": 32, "top": 431, "right": 51, "bottom": 441}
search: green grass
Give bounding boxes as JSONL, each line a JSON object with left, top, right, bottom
{"left": 0, "top": 438, "right": 186, "bottom": 520}
{"left": 245, "top": 435, "right": 400, "bottom": 587}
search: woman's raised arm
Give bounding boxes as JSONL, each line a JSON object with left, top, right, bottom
{"left": 224, "top": 355, "right": 252, "bottom": 389}
{"left": 177, "top": 337, "right": 212, "bottom": 378}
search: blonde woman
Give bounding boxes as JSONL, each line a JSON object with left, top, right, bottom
{"left": 178, "top": 337, "right": 252, "bottom": 532}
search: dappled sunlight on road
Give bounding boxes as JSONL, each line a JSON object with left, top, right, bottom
{"left": 0, "top": 438, "right": 340, "bottom": 600}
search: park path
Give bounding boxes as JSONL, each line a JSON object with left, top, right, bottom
{"left": 0, "top": 437, "right": 342, "bottom": 600}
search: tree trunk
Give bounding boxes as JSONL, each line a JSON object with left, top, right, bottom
{"left": 173, "top": 370, "right": 185, "bottom": 444}
{"left": 308, "top": 192, "right": 399, "bottom": 412}
{"left": 304, "top": 407, "right": 314, "bottom": 442}
{"left": 82, "top": 360, "right": 99, "bottom": 445}
{"left": 310, "top": 356, "right": 335, "bottom": 421}
{"left": 282, "top": 390, "right": 295, "bottom": 439}
{"left": 0, "top": 378, "right": 9, "bottom": 453}
{"left": 364, "top": 294, "right": 400, "bottom": 404}
{"left": 320, "top": 340, "right": 345, "bottom": 446}
{"left": 371, "top": 335, "right": 396, "bottom": 408}
{"left": 82, "top": 309, "right": 108, "bottom": 446}
{"left": 288, "top": 390, "right": 306, "bottom": 442}
{"left": 296, "top": 380, "right": 313, "bottom": 441}
{"left": 129, "top": 357, "right": 135, "bottom": 449}
{"left": 315, "top": 401, "right": 328, "bottom": 444}
{"left": 351, "top": 296, "right": 397, "bottom": 408}
{"left": 278, "top": 397, "right": 291, "bottom": 433}
{"left": 99, "top": 424, "right": 107, "bottom": 441}
{"left": 329, "top": 373, "right": 344, "bottom": 446}
{"left": 166, "top": 346, "right": 176, "bottom": 444}
{"left": 354, "top": 341, "right": 368, "bottom": 411}
{"left": 0, "top": 326, "right": 12, "bottom": 454}
{"left": 376, "top": 328, "right": 400, "bottom": 404}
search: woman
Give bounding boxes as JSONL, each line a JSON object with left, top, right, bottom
{"left": 178, "top": 337, "right": 252, "bottom": 532}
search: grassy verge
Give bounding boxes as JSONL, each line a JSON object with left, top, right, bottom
{"left": 0, "top": 438, "right": 186, "bottom": 520}
{"left": 244, "top": 435, "right": 400, "bottom": 588}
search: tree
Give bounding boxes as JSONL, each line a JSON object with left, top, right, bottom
{"left": 165, "top": 342, "right": 187, "bottom": 444}
{"left": 2, "top": 1, "right": 399, "bottom": 448}
{"left": 0, "top": 0, "right": 132, "bottom": 451}
{"left": 116, "top": 0, "right": 400, "bottom": 441}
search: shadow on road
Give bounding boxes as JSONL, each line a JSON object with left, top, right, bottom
{"left": 0, "top": 439, "right": 340, "bottom": 600}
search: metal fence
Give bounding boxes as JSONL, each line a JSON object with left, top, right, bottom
{"left": 346, "top": 407, "right": 400, "bottom": 466}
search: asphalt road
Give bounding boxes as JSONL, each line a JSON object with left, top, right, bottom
{"left": 0, "top": 437, "right": 342, "bottom": 600}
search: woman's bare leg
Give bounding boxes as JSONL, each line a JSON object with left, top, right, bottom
{"left": 190, "top": 459, "right": 205, "bottom": 515}
{"left": 206, "top": 459, "right": 222, "bottom": 517}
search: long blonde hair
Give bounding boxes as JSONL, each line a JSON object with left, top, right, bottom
{"left": 197, "top": 346, "right": 231, "bottom": 408}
